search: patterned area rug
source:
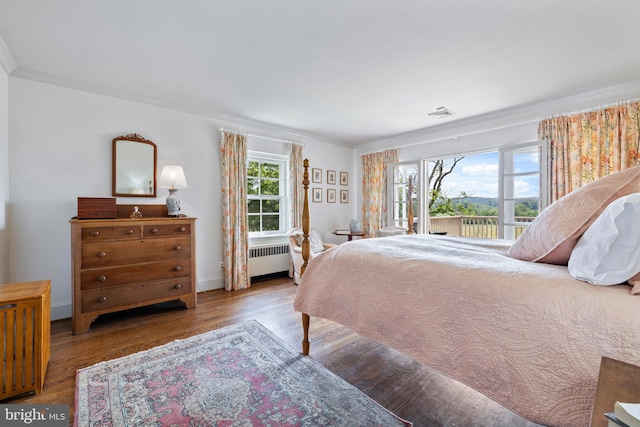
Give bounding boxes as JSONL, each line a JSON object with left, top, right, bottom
{"left": 75, "top": 320, "right": 411, "bottom": 426}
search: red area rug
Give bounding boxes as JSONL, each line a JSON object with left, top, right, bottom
{"left": 74, "top": 320, "right": 411, "bottom": 426}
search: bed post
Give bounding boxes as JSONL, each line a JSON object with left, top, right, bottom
{"left": 301, "top": 159, "right": 311, "bottom": 355}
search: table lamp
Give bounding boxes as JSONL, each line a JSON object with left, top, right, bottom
{"left": 158, "top": 165, "right": 188, "bottom": 217}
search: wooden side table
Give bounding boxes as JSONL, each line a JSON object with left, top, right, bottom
{"left": 332, "top": 229, "right": 366, "bottom": 241}
{"left": 590, "top": 357, "right": 640, "bottom": 426}
{"left": 0, "top": 280, "right": 50, "bottom": 399}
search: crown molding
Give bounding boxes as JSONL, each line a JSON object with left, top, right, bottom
{"left": 11, "top": 63, "right": 640, "bottom": 153}
{"left": 0, "top": 35, "right": 17, "bottom": 76}
{"left": 9, "top": 68, "right": 349, "bottom": 147}
{"left": 358, "top": 78, "right": 640, "bottom": 154}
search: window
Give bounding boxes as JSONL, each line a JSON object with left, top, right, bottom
{"left": 390, "top": 141, "right": 546, "bottom": 239}
{"left": 499, "top": 142, "right": 547, "bottom": 239}
{"left": 247, "top": 152, "right": 288, "bottom": 235}
{"left": 388, "top": 162, "right": 421, "bottom": 233}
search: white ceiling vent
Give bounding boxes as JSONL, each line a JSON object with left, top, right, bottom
{"left": 428, "top": 106, "right": 456, "bottom": 119}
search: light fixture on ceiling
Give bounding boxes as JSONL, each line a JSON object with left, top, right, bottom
{"left": 427, "top": 106, "right": 456, "bottom": 119}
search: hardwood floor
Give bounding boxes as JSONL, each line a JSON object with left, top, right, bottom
{"left": 7, "top": 275, "right": 541, "bottom": 426}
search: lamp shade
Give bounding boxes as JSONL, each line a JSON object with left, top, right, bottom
{"left": 158, "top": 165, "right": 188, "bottom": 189}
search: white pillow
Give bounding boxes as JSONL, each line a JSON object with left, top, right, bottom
{"left": 568, "top": 193, "right": 640, "bottom": 285}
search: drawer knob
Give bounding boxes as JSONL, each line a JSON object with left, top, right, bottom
{"left": 178, "top": 226, "right": 186, "bottom": 232}
{"left": 174, "top": 265, "right": 182, "bottom": 272}
{"left": 97, "top": 275, "right": 107, "bottom": 282}
{"left": 151, "top": 228, "right": 159, "bottom": 233}
{"left": 173, "top": 245, "right": 182, "bottom": 251}
{"left": 174, "top": 284, "right": 182, "bottom": 289}
{"left": 97, "top": 296, "right": 107, "bottom": 303}
{"left": 125, "top": 229, "right": 134, "bottom": 235}
{"left": 90, "top": 231, "right": 100, "bottom": 237}
{"left": 97, "top": 251, "right": 107, "bottom": 258}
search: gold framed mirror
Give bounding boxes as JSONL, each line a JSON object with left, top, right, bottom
{"left": 112, "top": 133, "right": 157, "bottom": 197}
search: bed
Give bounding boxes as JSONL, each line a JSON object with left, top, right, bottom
{"left": 293, "top": 160, "right": 640, "bottom": 426}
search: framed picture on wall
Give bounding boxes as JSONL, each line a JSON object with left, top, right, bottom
{"left": 340, "top": 171, "right": 348, "bottom": 186}
{"left": 327, "top": 188, "right": 336, "bottom": 203}
{"left": 312, "top": 168, "right": 322, "bottom": 183}
{"left": 327, "top": 170, "right": 336, "bottom": 185}
{"left": 340, "top": 189, "right": 349, "bottom": 203}
{"left": 312, "top": 188, "right": 322, "bottom": 203}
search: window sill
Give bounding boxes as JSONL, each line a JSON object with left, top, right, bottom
{"left": 249, "top": 234, "right": 288, "bottom": 247}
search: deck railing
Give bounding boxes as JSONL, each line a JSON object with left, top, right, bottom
{"left": 429, "top": 216, "right": 535, "bottom": 239}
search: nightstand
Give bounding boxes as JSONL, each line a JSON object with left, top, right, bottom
{"left": 590, "top": 357, "right": 640, "bottom": 427}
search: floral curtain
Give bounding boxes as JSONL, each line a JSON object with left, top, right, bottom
{"left": 220, "top": 130, "right": 250, "bottom": 291}
{"left": 289, "top": 143, "right": 304, "bottom": 229}
{"left": 361, "top": 148, "right": 398, "bottom": 237}
{"left": 540, "top": 101, "right": 640, "bottom": 202}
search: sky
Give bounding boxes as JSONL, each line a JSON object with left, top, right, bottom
{"left": 437, "top": 151, "right": 539, "bottom": 199}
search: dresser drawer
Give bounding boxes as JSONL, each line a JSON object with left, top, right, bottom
{"left": 80, "top": 259, "right": 191, "bottom": 290}
{"left": 144, "top": 223, "right": 191, "bottom": 238}
{"left": 71, "top": 215, "right": 196, "bottom": 335}
{"left": 82, "top": 237, "right": 191, "bottom": 268}
{"left": 81, "top": 277, "right": 192, "bottom": 313}
{"left": 81, "top": 225, "right": 141, "bottom": 241}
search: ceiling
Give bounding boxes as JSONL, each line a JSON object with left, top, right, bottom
{"left": 1, "top": 0, "right": 640, "bottom": 146}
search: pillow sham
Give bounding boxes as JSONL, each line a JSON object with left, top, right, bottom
{"left": 568, "top": 193, "right": 640, "bottom": 285}
{"left": 508, "top": 165, "right": 640, "bottom": 264}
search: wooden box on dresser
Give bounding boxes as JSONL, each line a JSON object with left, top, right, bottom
{"left": 70, "top": 213, "right": 196, "bottom": 335}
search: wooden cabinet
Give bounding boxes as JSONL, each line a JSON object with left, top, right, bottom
{"left": 0, "top": 280, "right": 50, "bottom": 399}
{"left": 71, "top": 217, "right": 196, "bottom": 335}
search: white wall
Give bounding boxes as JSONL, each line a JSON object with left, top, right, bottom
{"left": 0, "top": 66, "right": 8, "bottom": 283}
{"left": 7, "top": 77, "right": 355, "bottom": 320}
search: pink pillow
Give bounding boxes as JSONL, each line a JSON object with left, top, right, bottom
{"left": 508, "top": 165, "right": 640, "bottom": 265}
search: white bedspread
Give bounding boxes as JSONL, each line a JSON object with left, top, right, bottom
{"left": 293, "top": 234, "right": 640, "bottom": 426}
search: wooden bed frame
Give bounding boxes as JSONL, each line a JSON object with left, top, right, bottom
{"left": 300, "top": 159, "right": 312, "bottom": 355}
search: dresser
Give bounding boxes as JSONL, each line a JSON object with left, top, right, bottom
{"left": 0, "top": 280, "right": 50, "bottom": 399}
{"left": 70, "top": 216, "right": 196, "bottom": 334}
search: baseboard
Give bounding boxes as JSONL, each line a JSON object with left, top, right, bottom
{"left": 197, "top": 279, "right": 224, "bottom": 292}
{"left": 51, "top": 303, "right": 72, "bottom": 321}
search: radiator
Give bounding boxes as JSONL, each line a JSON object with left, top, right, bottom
{"left": 249, "top": 244, "right": 290, "bottom": 277}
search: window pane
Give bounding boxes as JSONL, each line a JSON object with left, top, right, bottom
{"left": 261, "top": 179, "right": 280, "bottom": 195}
{"left": 513, "top": 149, "right": 539, "bottom": 174}
{"left": 504, "top": 174, "right": 539, "bottom": 199}
{"left": 262, "top": 214, "right": 280, "bottom": 231}
{"left": 248, "top": 215, "right": 260, "bottom": 232}
{"left": 247, "top": 161, "right": 259, "bottom": 177}
{"left": 503, "top": 200, "right": 538, "bottom": 224}
{"left": 261, "top": 163, "right": 280, "bottom": 179}
{"left": 262, "top": 199, "right": 280, "bottom": 213}
{"left": 247, "top": 177, "right": 260, "bottom": 195}
{"left": 504, "top": 223, "right": 531, "bottom": 239}
{"left": 248, "top": 199, "right": 260, "bottom": 213}
{"left": 514, "top": 199, "right": 539, "bottom": 218}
